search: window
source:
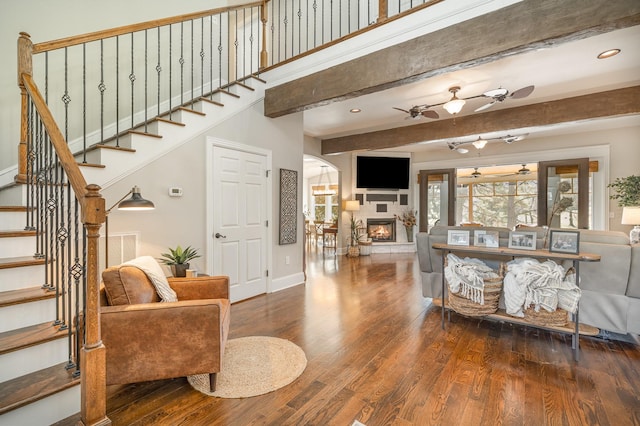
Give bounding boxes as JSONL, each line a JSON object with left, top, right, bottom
{"left": 311, "top": 184, "right": 338, "bottom": 223}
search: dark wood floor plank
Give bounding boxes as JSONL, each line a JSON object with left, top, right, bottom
{"left": 51, "top": 249, "right": 639, "bottom": 426}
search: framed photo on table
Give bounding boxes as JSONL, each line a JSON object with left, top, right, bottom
{"left": 549, "top": 230, "right": 580, "bottom": 254}
{"left": 447, "top": 230, "right": 470, "bottom": 246}
{"left": 474, "top": 230, "right": 499, "bottom": 248}
{"left": 508, "top": 231, "right": 537, "bottom": 250}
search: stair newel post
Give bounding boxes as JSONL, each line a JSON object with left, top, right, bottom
{"left": 80, "top": 184, "right": 111, "bottom": 426}
{"left": 17, "top": 32, "right": 33, "bottom": 184}
{"left": 260, "top": 0, "right": 269, "bottom": 69}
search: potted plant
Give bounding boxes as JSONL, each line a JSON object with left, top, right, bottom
{"left": 159, "top": 245, "right": 201, "bottom": 277}
{"left": 608, "top": 175, "right": 640, "bottom": 207}
{"left": 609, "top": 175, "right": 640, "bottom": 243}
{"left": 348, "top": 215, "right": 364, "bottom": 257}
{"left": 394, "top": 209, "right": 417, "bottom": 242}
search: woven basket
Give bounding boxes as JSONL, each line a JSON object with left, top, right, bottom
{"left": 522, "top": 306, "right": 568, "bottom": 327}
{"left": 447, "top": 261, "right": 504, "bottom": 317}
{"left": 520, "top": 267, "right": 574, "bottom": 327}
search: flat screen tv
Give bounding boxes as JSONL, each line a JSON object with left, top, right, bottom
{"left": 356, "top": 156, "right": 410, "bottom": 190}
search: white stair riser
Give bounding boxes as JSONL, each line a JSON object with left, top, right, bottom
{"left": 0, "top": 236, "right": 36, "bottom": 258}
{"left": 0, "top": 338, "right": 69, "bottom": 382}
{"left": 0, "top": 211, "right": 27, "bottom": 229}
{"left": 0, "top": 383, "right": 80, "bottom": 426}
{"left": 0, "top": 185, "right": 26, "bottom": 205}
{"left": 0, "top": 298, "right": 56, "bottom": 333}
{"left": 0, "top": 264, "right": 44, "bottom": 292}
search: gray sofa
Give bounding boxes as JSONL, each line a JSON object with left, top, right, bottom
{"left": 417, "top": 226, "right": 640, "bottom": 335}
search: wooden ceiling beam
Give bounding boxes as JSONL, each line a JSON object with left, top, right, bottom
{"left": 321, "top": 86, "right": 640, "bottom": 154}
{"left": 264, "top": 0, "right": 640, "bottom": 118}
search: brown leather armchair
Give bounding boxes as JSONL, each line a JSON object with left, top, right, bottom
{"left": 99, "top": 264, "right": 230, "bottom": 391}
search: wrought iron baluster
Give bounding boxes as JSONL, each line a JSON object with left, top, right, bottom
{"left": 25, "top": 100, "right": 35, "bottom": 232}
{"left": 209, "top": 16, "right": 214, "bottom": 99}
{"left": 62, "top": 47, "right": 71, "bottom": 142}
{"left": 200, "top": 18, "right": 205, "bottom": 99}
{"left": 144, "top": 29, "right": 148, "bottom": 133}
{"left": 99, "top": 40, "right": 106, "bottom": 145}
{"left": 116, "top": 36, "right": 120, "bottom": 147}
{"left": 130, "top": 32, "right": 136, "bottom": 129}
{"left": 156, "top": 27, "right": 161, "bottom": 117}
{"left": 190, "top": 19, "right": 194, "bottom": 108}
{"left": 169, "top": 26, "right": 173, "bottom": 120}
{"left": 82, "top": 43, "right": 87, "bottom": 163}
{"left": 234, "top": 11, "right": 239, "bottom": 82}
{"left": 297, "top": 0, "right": 302, "bottom": 56}
{"left": 180, "top": 22, "right": 185, "bottom": 106}
{"left": 218, "top": 13, "right": 223, "bottom": 89}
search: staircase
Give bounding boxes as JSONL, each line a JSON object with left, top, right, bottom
{"left": 0, "top": 76, "right": 266, "bottom": 424}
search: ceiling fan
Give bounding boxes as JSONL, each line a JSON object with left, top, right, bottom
{"left": 470, "top": 168, "right": 482, "bottom": 178}
{"left": 447, "top": 141, "right": 469, "bottom": 154}
{"left": 392, "top": 105, "right": 439, "bottom": 120}
{"left": 503, "top": 164, "right": 532, "bottom": 177}
{"left": 474, "top": 85, "right": 535, "bottom": 112}
{"left": 501, "top": 134, "right": 528, "bottom": 144}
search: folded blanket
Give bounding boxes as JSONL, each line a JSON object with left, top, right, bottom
{"left": 444, "top": 253, "right": 498, "bottom": 305}
{"left": 123, "top": 255, "right": 178, "bottom": 302}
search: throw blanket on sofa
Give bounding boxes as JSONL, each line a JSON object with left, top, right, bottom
{"left": 123, "top": 255, "right": 178, "bottom": 302}
{"left": 503, "top": 258, "right": 581, "bottom": 317}
{"left": 444, "top": 253, "right": 499, "bottom": 305}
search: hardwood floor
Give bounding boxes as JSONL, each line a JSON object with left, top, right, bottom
{"left": 98, "top": 250, "right": 640, "bottom": 425}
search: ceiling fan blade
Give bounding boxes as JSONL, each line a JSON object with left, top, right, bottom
{"left": 510, "top": 85, "right": 535, "bottom": 99}
{"left": 482, "top": 87, "right": 509, "bottom": 98}
{"left": 421, "top": 110, "right": 439, "bottom": 119}
{"left": 393, "top": 107, "right": 411, "bottom": 114}
{"left": 475, "top": 101, "right": 495, "bottom": 112}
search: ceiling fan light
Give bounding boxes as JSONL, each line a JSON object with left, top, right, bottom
{"left": 443, "top": 98, "right": 465, "bottom": 115}
{"left": 472, "top": 138, "right": 488, "bottom": 149}
{"left": 443, "top": 86, "right": 466, "bottom": 115}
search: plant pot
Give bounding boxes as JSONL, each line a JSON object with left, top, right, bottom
{"left": 347, "top": 246, "right": 360, "bottom": 257}
{"left": 171, "top": 263, "right": 190, "bottom": 277}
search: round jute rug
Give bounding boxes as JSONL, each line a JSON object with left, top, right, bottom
{"left": 187, "top": 336, "right": 307, "bottom": 398}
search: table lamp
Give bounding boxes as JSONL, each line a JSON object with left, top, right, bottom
{"left": 621, "top": 206, "right": 640, "bottom": 244}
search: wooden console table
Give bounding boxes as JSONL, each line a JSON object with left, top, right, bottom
{"left": 432, "top": 243, "right": 601, "bottom": 361}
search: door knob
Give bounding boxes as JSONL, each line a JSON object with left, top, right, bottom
{"left": 215, "top": 232, "right": 226, "bottom": 239}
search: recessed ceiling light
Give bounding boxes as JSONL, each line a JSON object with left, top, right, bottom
{"left": 350, "top": 108, "right": 361, "bottom": 113}
{"left": 597, "top": 49, "right": 621, "bottom": 59}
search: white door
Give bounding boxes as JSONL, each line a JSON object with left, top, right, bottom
{"left": 210, "top": 144, "right": 269, "bottom": 302}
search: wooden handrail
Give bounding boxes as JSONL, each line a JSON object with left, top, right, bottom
{"left": 32, "top": 1, "right": 265, "bottom": 54}
{"left": 21, "top": 74, "right": 92, "bottom": 204}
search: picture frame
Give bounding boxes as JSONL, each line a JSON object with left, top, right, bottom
{"left": 508, "top": 231, "right": 537, "bottom": 250}
{"left": 474, "top": 230, "right": 499, "bottom": 248}
{"left": 278, "top": 168, "right": 298, "bottom": 245}
{"left": 549, "top": 230, "right": 580, "bottom": 254}
{"left": 447, "top": 230, "right": 470, "bottom": 246}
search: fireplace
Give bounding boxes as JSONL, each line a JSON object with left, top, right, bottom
{"left": 367, "top": 218, "right": 396, "bottom": 242}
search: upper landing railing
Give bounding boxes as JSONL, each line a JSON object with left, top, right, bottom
{"left": 15, "top": 1, "right": 442, "bottom": 424}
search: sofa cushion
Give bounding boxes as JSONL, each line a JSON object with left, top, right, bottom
{"left": 102, "top": 265, "right": 161, "bottom": 305}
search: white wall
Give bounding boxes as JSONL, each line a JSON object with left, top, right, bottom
{"left": 104, "top": 99, "right": 305, "bottom": 288}
{"left": 0, "top": 0, "right": 239, "bottom": 172}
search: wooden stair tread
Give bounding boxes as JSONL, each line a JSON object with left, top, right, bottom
{"left": 128, "top": 130, "right": 163, "bottom": 139}
{"left": 213, "top": 88, "right": 240, "bottom": 98}
{"left": 232, "top": 81, "right": 255, "bottom": 91}
{"left": 0, "top": 321, "right": 70, "bottom": 356}
{"left": 91, "top": 144, "right": 136, "bottom": 153}
{"left": 155, "top": 117, "right": 186, "bottom": 126}
{"left": 0, "top": 286, "right": 55, "bottom": 308}
{"left": 0, "top": 362, "right": 80, "bottom": 415}
{"left": 240, "top": 74, "right": 267, "bottom": 84}
{"left": 177, "top": 106, "right": 206, "bottom": 116}
{"left": 0, "top": 230, "right": 37, "bottom": 238}
{"left": 0, "top": 256, "right": 46, "bottom": 270}
{"left": 199, "top": 97, "right": 224, "bottom": 107}
{"left": 0, "top": 206, "right": 30, "bottom": 212}
{"left": 77, "top": 162, "right": 106, "bottom": 169}
{"left": 431, "top": 298, "right": 600, "bottom": 336}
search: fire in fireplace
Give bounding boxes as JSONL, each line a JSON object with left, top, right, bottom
{"left": 367, "top": 218, "right": 396, "bottom": 242}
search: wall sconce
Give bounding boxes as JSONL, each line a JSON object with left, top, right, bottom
{"left": 105, "top": 186, "right": 155, "bottom": 267}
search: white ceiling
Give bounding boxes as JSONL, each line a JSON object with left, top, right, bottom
{"left": 302, "top": 24, "right": 640, "bottom": 159}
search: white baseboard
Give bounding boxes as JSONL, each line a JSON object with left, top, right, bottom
{"left": 270, "top": 272, "right": 305, "bottom": 293}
